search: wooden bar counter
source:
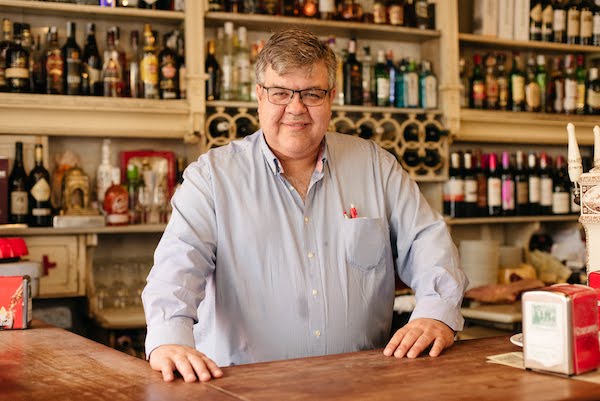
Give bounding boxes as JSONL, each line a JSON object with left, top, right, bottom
{"left": 3, "top": 322, "right": 600, "bottom": 401}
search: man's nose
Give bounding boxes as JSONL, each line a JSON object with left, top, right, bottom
{"left": 286, "top": 91, "right": 307, "bottom": 112}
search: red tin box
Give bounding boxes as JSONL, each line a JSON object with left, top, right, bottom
{"left": 0, "top": 275, "right": 32, "bottom": 330}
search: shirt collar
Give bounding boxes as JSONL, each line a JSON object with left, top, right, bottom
{"left": 260, "top": 131, "right": 329, "bottom": 176}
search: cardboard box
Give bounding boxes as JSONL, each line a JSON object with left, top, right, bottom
{"left": 0, "top": 275, "right": 32, "bottom": 330}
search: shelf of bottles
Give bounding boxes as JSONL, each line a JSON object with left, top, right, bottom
{"left": 459, "top": 33, "right": 600, "bottom": 54}
{"left": 204, "top": 102, "right": 448, "bottom": 182}
{"left": 0, "top": 223, "right": 167, "bottom": 235}
{"left": 204, "top": 11, "right": 440, "bottom": 43}
{"left": 446, "top": 214, "right": 578, "bottom": 226}
{"left": 0, "top": 0, "right": 184, "bottom": 22}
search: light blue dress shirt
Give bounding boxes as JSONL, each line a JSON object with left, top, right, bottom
{"left": 142, "top": 131, "right": 467, "bottom": 366}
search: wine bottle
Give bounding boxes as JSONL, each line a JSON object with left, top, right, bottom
{"left": 580, "top": 0, "right": 594, "bottom": 45}
{"left": 566, "top": 0, "right": 581, "bottom": 45}
{"left": 205, "top": 39, "right": 221, "bottom": 101}
{"left": 62, "top": 22, "right": 82, "bottom": 96}
{"left": 470, "top": 53, "right": 485, "bottom": 109}
{"left": 593, "top": 0, "right": 600, "bottom": 45}
{"left": 45, "top": 26, "right": 64, "bottom": 95}
{"left": 500, "top": 151, "right": 515, "bottom": 216}
{"left": 539, "top": 152, "right": 553, "bottom": 215}
{"left": 463, "top": 151, "right": 478, "bottom": 218}
{"left": 29, "top": 34, "right": 44, "bottom": 94}
{"left": 374, "top": 49, "right": 390, "bottom": 107}
{"left": 82, "top": 23, "right": 102, "bottom": 96}
{"left": 0, "top": 18, "right": 13, "bottom": 92}
{"left": 496, "top": 53, "right": 509, "bottom": 110}
{"left": 343, "top": 38, "right": 363, "bottom": 105}
{"left": 552, "top": 155, "right": 571, "bottom": 214}
{"left": 415, "top": 0, "right": 429, "bottom": 30}
{"left": 510, "top": 52, "right": 526, "bottom": 112}
{"left": 28, "top": 143, "right": 52, "bottom": 227}
{"left": 514, "top": 150, "right": 529, "bottom": 216}
{"left": 420, "top": 60, "right": 437, "bottom": 109}
{"left": 535, "top": 54, "right": 548, "bottom": 113}
{"left": 553, "top": 0, "right": 568, "bottom": 43}
{"left": 8, "top": 142, "right": 28, "bottom": 224}
{"left": 475, "top": 150, "right": 488, "bottom": 217}
{"left": 525, "top": 55, "right": 541, "bottom": 112}
{"left": 548, "top": 56, "right": 565, "bottom": 113}
{"left": 530, "top": 0, "right": 543, "bottom": 41}
{"left": 235, "top": 27, "right": 251, "bottom": 102}
{"left": 484, "top": 54, "right": 499, "bottom": 109}
{"left": 487, "top": 152, "right": 502, "bottom": 216}
{"left": 541, "top": 0, "right": 554, "bottom": 41}
{"left": 443, "top": 151, "right": 464, "bottom": 217}
{"left": 361, "top": 46, "right": 373, "bottom": 106}
{"left": 564, "top": 54, "right": 577, "bottom": 114}
{"left": 587, "top": 66, "right": 600, "bottom": 114}
{"left": 158, "top": 32, "right": 179, "bottom": 100}
{"left": 527, "top": 152, "right": 541, "bottom": 215}
{"left": 403, "top": 57, "right": 419, "bottom": 108}
{"left": 575, "top": 53, "right": 586, "bottom": 115}
{"left": 6, "top": 22, "right": 30, "bottom": 93}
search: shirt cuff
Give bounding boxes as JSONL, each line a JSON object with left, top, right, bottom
{"left": 409, "top": 298, "right": 465, "bottom": 332}
{"left": 145, "top": 319, "right": 196, "bottom": 360}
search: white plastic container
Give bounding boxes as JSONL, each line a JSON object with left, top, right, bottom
{"left": 0, "top": 261, "right": 42, "bottom": 297}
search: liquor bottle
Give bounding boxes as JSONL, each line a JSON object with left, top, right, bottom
{"left": 564, "top": 54, "right": 578, "bottom": 114}
{"left": 343, "top": 38, "right": 363, "bottom": 105}
{"left": 29, "top": 34, "right": 44, "bottom": 94}
{"left": 209, "top": 0, "right": 223, "bottom": 11}
{"left": 205, "top": 39, "right": 221, "bottom": 101}
{"left": 8, "top": 142, "right": 28, "bottom": 224}
{"left": 496, "top": 53, "right": 510, "bottom": 110}
{"left": 374, "top": 49, "right": 390, "bottom": 107}
{"left": 470, "top": 53, "right": 485, "bottom": 109}
{"left": 535, "top": 54, "right": 548, "bottom": 113}
{"left": 459, "top": 57, "right": 469, "bottom": 108}
{"left": 553, "top": 0, "right": 568, "bottom": 43}
{"left": 0, "top": 18, "right": 13, "bottom": 92}
{"left": 104, "top": 167, "right": 129, "bottom": 226}
{"left": 539, "top": 152, "right": 553, "bottom": 215}
{"left": 319, "top": 0, "right": 336, "bottom": 19}
{"left": 514, "top": 150, "right": 529, "bottom": 215}
{"left": 96, "top": 139, "right": 113, "bottom": 204}
{"left": 575, "top": 53, "right": 586, "bottom": 115}
{"left": 45, "top": 26, "right": 64, "bottom": 95}
{"left": 484, "top": 53, "right": 498, "bottom": 109}
{"left": 419, "top": 60, "right": 437, "bottom": 109}
{"left": 361, "top": 46, "right": 373, "bottom": 106}
{"left": 566, "top": 0, "right": 581, "bottom": 45}
{"left": 548, "top": 56, "right": 565, "bottom": 113}
{"left": 587, "top": 66, "right": 600, "bottom": 114}
{"left": 510, "top": 52, "right": 526, "bottom": 112}
{"left": 6, "top": 23, "right": 30, "bottom": 93}
{"left": 552, "top": 155, "right": 571, "bottom": 214}
{"left": 140, "top": 24, "right": 159, "bottom": 99}
{"left": 388, "top": 0, "right": 404, "bottom": 26}
{"left": 259, "top": 0, "right": 282, "bottom": 15}
{"left": 221, "top": 22, "right": 235, "bottom": 101}
{"left": 580, "top": 0, "right": 594, "bottom": 45}
{"left": 62, "top": 22, "right": 82, "bottom": 96}
{"left": 487, "top": 152, "right": 502, "bottom": 216}
{"left": 102, "top": 31, "right": 122, "bottom": 97}
{"left": 81, "top": 23, "right": 102, "bottom": 96}
{"left": 404, "top": 0, "right": 417, "bottom": 27}
{"left": 593, "top": 0, "right": 600, "bottom": 45}
{"left": 126, "top": 163, "right": 140, "bottom": 224}
{"left": 415, "top": 0, "right": 429, "bottom": 29}
{"left": 403, "top": 57, "right": 419, "bottom": 108}
{"left": 28, "top": 143, "right": 52, "bottom": 227}
{"left": 530, "top": 0, "right": 543, "bottom": 41}
{"left": 527, "top": 152, "right": 541, "bottom": 215}
{"left": 500, "top": 151, "right": 515, "bottom": 216}
{"left": 463, "top": 150, "right": 478, "bottom": 217}
{"left": 236, "top": 26, "right": 251, "bottom": 101}
{"left": 541, "top": 0, "right": 554, "bottom": 41}
{"left": 158, "top": 32, "right": 179, "bottom": 100}
{"left": 525, "top": 55, "right": 541, "bottom": 112}
{"left": 128, "top": 30, "right": 141, "bottom": 98}
{"left": 443, "top": 151, "right": 464, "bottom": 217}
{"left": 394, "top": 59, "right": 406, "bottom": 108}
{"left": 386, "top": 50, "right": 397, "bottom": 106}
{"left": 475, "top": 150, "right": 488, "bottom": 217}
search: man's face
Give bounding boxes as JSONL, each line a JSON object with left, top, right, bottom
{"left": 256, "top": 61, "right": 334, "bottom": 162}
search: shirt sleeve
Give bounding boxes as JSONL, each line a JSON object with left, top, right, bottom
{"left": 381, "top": 148, "right": 468, "bottom": 331}
{"left": 141, "top": 159, "right": 218, "bottom": 358}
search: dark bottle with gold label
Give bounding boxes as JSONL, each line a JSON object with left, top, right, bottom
{"left": 28, "top": 143, "right": 52, "bottom": 227}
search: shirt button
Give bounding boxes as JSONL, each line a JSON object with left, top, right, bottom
{"left": 304, "top": 216, "right": 309, "bottom": 223}
{"left": 307, "top": 252, "right": 314, "bottom": 259}
{"left": 315, "top": 330, "right": 321, "bottom": 337}
{"left": 312, "top": 289, "right": 318, "bottom": 296}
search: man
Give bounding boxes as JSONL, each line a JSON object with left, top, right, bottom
{"left": 142, "top": 28, "right": 468, "bottom": 383}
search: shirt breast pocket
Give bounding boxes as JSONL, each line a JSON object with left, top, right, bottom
{"left": 342, "top": 217, "right": 386, "bottom": 271}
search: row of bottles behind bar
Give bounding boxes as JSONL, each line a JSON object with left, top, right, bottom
{"left": 208, "top": 0, "right": 435, "bottom": 29}
{"left": 32, "top": 0, "right": 183, "bottom": 10}
{"left": 443, "top": 149, "right": 580, "bottom": 218}
{"left": 206, "top": 22, "right": 438, "bottom": 108}
{"left": 0, "top": 18, "right": 185, "bottom": 99}
{"left": 460, "top": 51, "right": 600, "bottom": 115}
{"left": 528, "top": 0, "right": 600, "bottom": 45}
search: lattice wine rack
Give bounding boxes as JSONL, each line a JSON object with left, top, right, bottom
{"left": 203, "top": 102, "right": 449, "bottom": 182}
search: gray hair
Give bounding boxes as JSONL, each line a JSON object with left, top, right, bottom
{"left": 255, "top": 28, "right": 337, "bottom": 88}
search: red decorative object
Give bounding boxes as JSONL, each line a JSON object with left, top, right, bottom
{"left": 0, "top": 238, "right": 28, "bottom": 262}
{"left": 42, "top": 255, "right": 57, "bottom": 276}
{"left": 120, "top": 150, "right": 176, "bottom": 197}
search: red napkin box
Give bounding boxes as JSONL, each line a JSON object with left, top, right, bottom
{"left": 0, "top": 276, "right": 32, "bottom": 330}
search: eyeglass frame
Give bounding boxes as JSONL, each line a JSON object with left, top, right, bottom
{"left": 259, "top": 85, "right": 334, "bottom": 107}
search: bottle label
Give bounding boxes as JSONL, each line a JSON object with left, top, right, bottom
{"left": 594, "top": 14, "right": 600, "bottom": 35}
{"left": 237, "top": 57, "right": 251, "bottom": 83}
{"left": 554, "top": 79, "right": 564, "bottom": 113}
{"left": 31, "top": 207, "right": 51, "bottom": 216}
{"left": 66, "top": 52, "right": 82, "bottom": 88}
{"left": 526, "top": 82, "right": 541, "bottom": 109}
{"left": 389, "top": 5, "right": 403, "bottom": 26}
{"left": 443, "top": 178, "right": 465, "bottom": 202}
{"left": 552, "top": 192, "right": 570, "bottom": 214}
{"left": 141, "top": 54, "right": 158, "bottom": 84}
{"left": 540, "top": 177, "right": 553, "bottom": 206}
{"left": 502, "top": 180, "right": 515, "bottom": 211}
{"left": 542, "top": 5, "right": 553, "bottom": 27}
{"left": 30, "top": 178, "right": 50, "bottom": 202}
{"left": 0, "top": 53, "right": 5, "bottom": 85}
{"left": 554, "top": 9, "right": 566, "bottom": 32}
{"left": 318, "top": 0, "right": 335, "bottom": 13}
{"left": 404, "top": 73, "right": 419, "bottom": 107}
{"left": 161, "top": 60, "right": 177, "bottom": 80}
{"left": 477, "top": 177, "right": 487, "bottom": 208}
{"left": 588, "top": 88, "right": 600, "bottom": 108}
{"left": 487, "top": 177, "right": 502, "bottom": 207}
{"left": 571, "top": 188, "right": 581, "bottom": 213}
{"left": 472, "top": 82, "right": 485, "bottom": 101}
{"left": 564, "top": 78, "right": 577, "bottom": 111}
{"left": 498, "top": 77, "right": 509, "bottom": 107}
{"left": 373, "top": 3, "right": 387, "bottom": 24}
{"left": 516, "top": 181, "right": 529, "bottom": 205}
{"left": 485, "top": 76, "right": 499, "bottom": 103}
{"left": 5, "top": 66, "right": 29, "bottom": 79}
{"left": 46, "top": 52, "right": 63, "bottom": 84}
{"left": 511, "top": 76, "right": 525, "bottom": 103}
{"left": 529, "top": 176, "right": 540, "bottom": 203}
{"left": 464, "top": 179, "right": 478, "bottom": 203}
{"left": 581, "top": 10, "right": 593, "bottom": 38}
{"left": 423, "top": 76, "right": 437, "bottom": 108}
{"left": 87, "top": 65, "right": 101, "bottom": 87}
{"left": 376, "top": 77, "right": 390, "bottom": 105}
{"left": 567, "top": 9, "right": 581, "bottom": 38}
{"left": 576, "top": 83, "right": 586, "bottom": 109}
{"left": 530, "top": 4, "right": 542, "bottom": 36}
{"left": 10, "top": 191, "right": 28, "bottom": 215}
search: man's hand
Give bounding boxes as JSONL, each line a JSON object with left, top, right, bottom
{"left": 149, "top": 344, "right": 224, "bottom": 383}
{"left": 383, "top": 318, "right": 455, "bottom": 359}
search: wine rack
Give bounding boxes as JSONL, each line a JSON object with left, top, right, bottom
{"left": 204, "top": 102, "right": 448, "bottom": 182}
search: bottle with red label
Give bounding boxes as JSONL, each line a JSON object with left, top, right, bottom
{"left": 443, "top": 151, "right": 465, "bottom": 217}
{"left": 103, "top": 167, "right": 129, "bottom": 226}
{"left": 470, "top": 53, "right": 485, "bottom": 109}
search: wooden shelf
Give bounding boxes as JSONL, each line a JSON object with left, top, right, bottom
{"left": 205, "top": 12, "right": 440, "bottom": 42}
{"left": 0, "top": 223, "right": 167, "bottom": 236}
{"left": 0, "top": 0, "right": 184, "bottom": 22}
{"left": 207, "top": 100, "right": 441, "bottom": 115}
{"left": 91, "top": 307, "right": 146, "bottom": 329}
{"left": 459, "top": 33, "right": 600, "bottom": 53}
{"left": 0, "top": 94, "right": 190, "bottom": 138}
{"left": 458, "top": 109, "right": 598, "bottom": 145}
{"left": 446, "top": 215, "right": 579, "bottom": 225}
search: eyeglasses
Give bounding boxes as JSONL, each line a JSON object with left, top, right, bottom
{"left": 261, "top": 85, "right": 331, "bottom": 107}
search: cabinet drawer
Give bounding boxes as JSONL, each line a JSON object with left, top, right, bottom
{"left": 24, "top": 235, "right": 86, "bottom": 298}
